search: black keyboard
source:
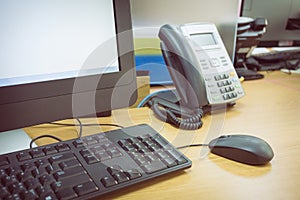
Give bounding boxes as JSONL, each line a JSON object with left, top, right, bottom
{"left": 0, "top": 124, "right": 192, "bottom": 200}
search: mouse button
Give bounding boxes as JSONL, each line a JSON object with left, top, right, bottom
{"left": 208, "top": 135, "right": 232, "bottom": 147}
{"left": 219, "top": 135, "right": 231, "bottom": 139}
{"left": 208, "top": 137, "right": 225, "bottom": 150}
{"left": 256, "top": 141, "right": 274, "bottom": 159}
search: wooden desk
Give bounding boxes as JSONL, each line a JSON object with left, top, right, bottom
{"left": 25, "top": 71, "right": 300, "bottom": 200}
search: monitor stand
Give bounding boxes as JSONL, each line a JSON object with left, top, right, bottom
{"left": 0, "top": 129, "right": 37, "bottom": 155}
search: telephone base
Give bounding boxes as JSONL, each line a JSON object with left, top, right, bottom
{"left": 140, "top": 89, "right": 236, "bottom": 130}
{"left": 145, "top": 89, "right": 236, "bottom": 115}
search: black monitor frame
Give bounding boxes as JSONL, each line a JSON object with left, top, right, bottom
{"left": 0, "top": 0, "right": 137, "bottom": 132}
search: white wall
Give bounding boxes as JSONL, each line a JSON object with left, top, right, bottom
{"left": 130, "top": 0, "right": 242, "bottom": 60}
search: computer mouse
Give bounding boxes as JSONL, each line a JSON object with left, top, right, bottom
{"left": 208, "top": 135, "right": 274, "bottom": 165}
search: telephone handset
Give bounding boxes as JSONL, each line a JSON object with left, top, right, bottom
{"left": 145, "top": 23, "right": 245, "bottom": 130}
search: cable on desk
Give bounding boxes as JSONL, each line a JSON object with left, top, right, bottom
{"left": 30, "top": 135, "right": 62, "bottom": 149}
{"left": 76, "top": 118, "right": 83, "bottom": 138}
{"left": 48, "top": 121, "right": 125, "bottom": 129}
{"left": 29, "top": 119, "right": 124, "bottom": 149}
{"left": 148, "top": 100, "right": 204, "bottom": 130}
{"left": 176, "top": 143, "right": 209, "bottom": 149}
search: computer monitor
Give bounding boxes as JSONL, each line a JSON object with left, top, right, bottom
{"left": 0, "top": 0, "right": 137, "bottom": 132}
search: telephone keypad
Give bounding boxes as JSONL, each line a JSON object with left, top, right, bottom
{"left": 210, "top": 72, "right": 242, "bottom": 102}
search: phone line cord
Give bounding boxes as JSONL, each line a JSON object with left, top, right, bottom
{"left": 150, "top": 100, "right": 203, "bottom": 130}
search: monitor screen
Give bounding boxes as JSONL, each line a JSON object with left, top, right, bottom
{"left": 0, "top": 0, "right": 137, "bottom": 132}
{"left": 0, "top": 0, "right": 119, "bottom": 87}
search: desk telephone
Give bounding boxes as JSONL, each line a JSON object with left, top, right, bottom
{"left": 145, "top": 23, "right": 245, "bottom": 129}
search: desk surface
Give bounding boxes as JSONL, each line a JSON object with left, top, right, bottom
{"left": 24, "top": 71, "right": 300, "bottom": 200}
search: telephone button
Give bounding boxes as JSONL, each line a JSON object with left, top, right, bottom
{"left": 205, "top": 77, "right": 212, "bottom": 81}
{"left": 222, "top": 74, "right": 229, "bottom": 79}
{"left": 214, "top": 75, "right": 221, "bottom": 81}
{"left": 226, "top": 80, "right": 232, "bottom": 85}
{"left": 210, "top": 58, "right": 220, "bottom": 67}
{"left": 210, "top": 90, "right": 218, "bottom": 95}
{"left": 223, "top": 94, "right": 230, "bottom": 100}
{"left": 235, "top": 84, "right": 242, "bottom": 89}
{"left": 212, "top": 96, "right": 222, "bottom": 101}
{"left": 217, "top": 82, "right": 224, "bottom": 87}
{"left": 225, "top": 87, "right": 231, "bottom": 92}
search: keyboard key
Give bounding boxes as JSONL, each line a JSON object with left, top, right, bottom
{"left": 153, "top": 136, "right": 169, "bottom": 148}
{"left": 36, "top": 185, "right": 53, "bottom": 196}
{"left": 82, "top": 136, "right": 98, "bottom": 145}
{"left": 16, "top": 152, "right": 32, "bottom": 162}
{"left": 56, "top": 187, "right": 78, "bottom": 200}
{"left": 125, "top": 169, "right": 142, "bottom": 180}
{"left": 113, "top": 172, "right": 129, "bottom": 183}
{"left": 30, "top": 148, "right": 45, "bottom": 158}
{"left": 0, "top": 157, "right": 9, "bottom": 166}
{"left": 107, "top": 165, "right": 123, "bottom": 175}
{"left": 49, "top": 153, "right": 76, "bottom": 164}
{"left": 74, "top": 181, "right": 98, "bottom": 196}
{"left": 8, "top": 182, "right": 26, "bottom": 194}
{"left": 142, "top": 160, "right": 167, "bottom": 174}
{"left": 96, "top": 152, "right": 111, "bottom": 161}
{"left": 80, "top": 149, "right": 93, "bottom": 157}
{"left": 73, "top": 138, "right": 85, "bottom": 148}
{"left": 39, "top": 191, "right": 57, "bottom": 200}
{"left": 84, "top": 155, "right": 99, "bottom": 165}
{"left": 23, "top": 178, "right": 40, "bottom": 190}
{"left": 107, "top": 149, "right": 122, "bottom": 158}
{"left": 20, "top": 189, "right": 39, "bottom": 200}
{"left": 43, "top": 146, "right": 58, "bottom": 155}
{"left": 51, "top": 174, "right": 91, "bottom": 192}
{"left": 163, "top": 157, "right": 177, "bottom": 167}
{"left": 53, "top": 166, "right": 85, "bottom": 181}
{"left": 55, "top": 143, "right": 70, "bottom": 152}
{"left": 101, "top": 176, "right": 118, "bottom": 187}
{"left": 0, "top": 187, "right": 10, "bottom": 199}
{"left": 51, "top": 181, "right": 65, "bottom": 192}
{"left": 39, "top": 174, "right": 55, "bottom": 186}
{"left": 168, "top": 150, "right": 187, "bottom": 165}
{"left": 59, "top": 159, "right": 81, "bottom": 170}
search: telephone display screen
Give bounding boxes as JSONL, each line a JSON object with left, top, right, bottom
{"left": 190, "top": 33, "right": 217, "bottom": 46}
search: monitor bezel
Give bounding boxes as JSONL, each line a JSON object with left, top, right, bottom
{"left": 0, "top": 0, "right": 137, "bottom": 132}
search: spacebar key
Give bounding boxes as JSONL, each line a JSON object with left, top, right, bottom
{"left": 142, "top": 160, "right": 167, "bottom": 174}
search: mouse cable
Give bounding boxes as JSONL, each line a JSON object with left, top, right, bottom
{"left": 176, "top": 143, "right": 209, "bottom": 149}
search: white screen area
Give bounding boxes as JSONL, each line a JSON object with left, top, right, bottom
{"left": 0, "top": 0, "right": 119, "bottom": 87}
{"left": 190, "top": 33, "right": 217, "bottom": 47}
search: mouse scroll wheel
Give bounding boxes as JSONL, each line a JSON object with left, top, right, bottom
{"left": 219, "top": 135, "right": 231, "bottom": 139}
